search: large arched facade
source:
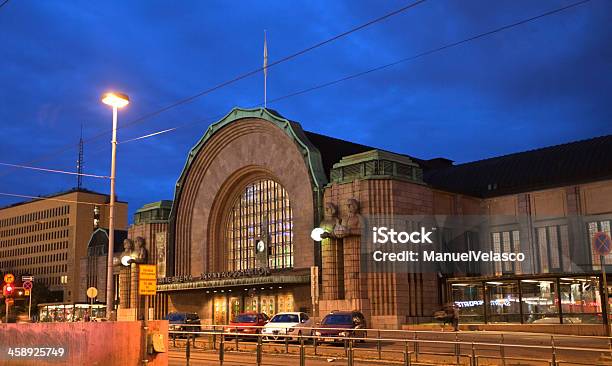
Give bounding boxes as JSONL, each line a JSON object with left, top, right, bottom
{"left": 163, "top": 108, "right": 327, "bottom": 322}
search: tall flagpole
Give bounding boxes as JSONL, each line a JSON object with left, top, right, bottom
{"left": 263, "top": 30, "right": 268, "bottom": 108}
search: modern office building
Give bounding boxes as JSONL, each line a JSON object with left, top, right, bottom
{"left": 0, "top": 188, "right": 128, "bottom": 304}
{"left": 155, "top": 107, "right": 612, "bottom": 329}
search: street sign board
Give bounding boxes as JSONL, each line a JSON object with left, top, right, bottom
{"left": 23, "top": 281, "right": 32, "bottom": 290}
{"left": 593, "top": 231, "right": 612, "bottom": 256}
{"left": 86, "top": 287, "right": 98, "bottom": 299}
{"left": 24, "top": 290, "right": 30, "bottom": 296}
{"left": 3, "top": 273, "right": 14, "bottom": 284}
{"left": 22, "top": 276, "right": 33, "bottom": 282}
{"left": 139, "top": 264, "right": 157, "bottom": 296}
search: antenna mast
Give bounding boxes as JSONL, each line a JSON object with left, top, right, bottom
{"left": 77, "top": 124, "right": 84, "bottom": 189}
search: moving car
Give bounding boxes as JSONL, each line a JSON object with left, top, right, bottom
{"left": 166, "top": 312, "right": 201, "bottom": 334}
{"left": 261, "top": 312, "right": 313, "bottom": 341}
{"left": 314, "top": 311, "right": 367, "bottom": 343}
{"left": 224, "top": 312, "right": 269, "bottom": 338}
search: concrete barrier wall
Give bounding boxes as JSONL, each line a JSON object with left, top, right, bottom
{"left": 0, "top": 320, "right": 168, "bottom": 366}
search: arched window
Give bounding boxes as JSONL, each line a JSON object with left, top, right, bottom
{"left": 226, "top": 179, "right": 293, "bottom": 271}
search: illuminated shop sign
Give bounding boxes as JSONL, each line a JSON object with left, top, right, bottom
{"left": 454, "top": 297, "right": 512, "bottom": 308}
{"left": 158, "top": 267, "right": 271, "bottom": 284}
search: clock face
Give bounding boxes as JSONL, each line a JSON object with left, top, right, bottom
{"left": 257, "top": 240, "right": 265, "bottom": 253}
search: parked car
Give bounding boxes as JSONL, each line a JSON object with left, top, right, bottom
{"left": 166, "top": 312, "right": 201, "bottom": 335}
{"left": 314, "top": 311, "right": 367, "bottom": 343}
{"left": 261, "top": 312, "right": 313, "bottom": 341}
{"left": 224, "top": 312, "right": 269, "bottom": 338}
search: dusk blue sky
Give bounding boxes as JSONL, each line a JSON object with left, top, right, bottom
{"left": 1, "top": 1, "right": 610, "bottom": 221}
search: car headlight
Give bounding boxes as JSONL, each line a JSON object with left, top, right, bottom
{"left": 339, "top": 332, "right": 347, "bottom": 337}
{"left": 314, "top": 331, "right": 321, "bottom": 336}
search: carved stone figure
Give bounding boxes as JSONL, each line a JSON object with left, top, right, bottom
{"left": 134, "top": 236, "right": 148, "bottom": 264}
{"left": 320, "top": 203, "right": 341, "bottom": 239}
{"left": 340, "top": 198, "right": 366, "bottom": 300}
{"left": 122, "top": 238, "right": 135, "bottom": 256}
{"left": 335, "top": 198, "right": 363, "bottom": 237}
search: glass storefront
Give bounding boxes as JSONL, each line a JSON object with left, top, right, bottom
{"left": 520, "top": 279, "right": 558, "bottom": 323}
{"left": 560, "top": 276, "right": 602, "bottom": 324}
{"left": 452, "top": 283, "right": 484, "bottom": 323}
{"left": 450, "top": 275, "right": 605, "bottom": 324}
{"left": 38, "top": 303, "right": 106, "bottom": 322}
{"left": 486, "top": 281, "right": 521, "bottom": 323}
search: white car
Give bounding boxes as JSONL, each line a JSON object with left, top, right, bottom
{"left": 261, "top": 312, "right": 313, "bottom": 341}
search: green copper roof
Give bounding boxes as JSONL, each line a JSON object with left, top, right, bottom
{"left": 135, "top": 200, "right": 173, "bottom": 213}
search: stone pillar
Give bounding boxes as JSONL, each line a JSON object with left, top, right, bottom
{"left": 321, "top": 238, "right": 344, "bottom": 300}
{"left": 343, "top": 236, "right": 363, "bottom": 299}
{"left": 119, "top": 267, "right": 131, "bottom": 309}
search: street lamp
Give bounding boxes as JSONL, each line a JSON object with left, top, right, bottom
{"left": 101, "top": 91, "right": 130, "bottom": 319}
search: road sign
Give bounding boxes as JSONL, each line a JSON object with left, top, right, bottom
{"left": 86, "top": 287, "right": 98, "bottom": 299}
{"left": 23, "top": 281, "right": 32, "bottom": 290}
{"left": 22, "top": 276, "right": 33, "bottom": 282}
{"left": 3, "top": 273, "right": 14, "bottom": 284}
{"left": 24, "top": 290, "right": 30, "bottom": 296}
{"left": 138, "top": 264, "right": 157, "bottom": 295}
{"left": 593, "top": 231, "right": 612, "bottom": 256}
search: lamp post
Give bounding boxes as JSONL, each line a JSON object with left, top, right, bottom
{"left": 101, "top": 92, "right": 130, "bottom": 319}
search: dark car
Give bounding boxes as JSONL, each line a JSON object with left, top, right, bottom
{"left": 166, "top": 312, "right": 201, "bottom": 334}
{"left": 225, "top": 312, "right": 269, "bottom": 338}
{"left": 314, "top": 311, "right": 367, "bottom": 343}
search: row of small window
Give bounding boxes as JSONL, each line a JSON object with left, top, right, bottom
{"left": 0, "top": 229, "right": 69, "bottom": 248}
{"left": 0, "top": 218, "right": 70, "bottom": 244}
{"left": 0, "top": 240, "right": 68, "bottom": 258}
{"left": 0, "top": 254, "right": 67, "bottom": 270}
{"left": 0, "top": 205, "right": 70, "bottom": 228}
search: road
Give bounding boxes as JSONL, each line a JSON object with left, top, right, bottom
{"left": 167, "top": 330, "right": 612, "bottom": 365}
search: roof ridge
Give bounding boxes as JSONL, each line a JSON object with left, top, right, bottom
{"left": 452, "top": 133, "right": 612, "bottom": 168}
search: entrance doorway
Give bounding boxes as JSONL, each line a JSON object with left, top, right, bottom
{"left": 229, "top": 296, "right": 241, "bottom": 321}
{"left": 260, "top": 295, "right": 275, "bottom": 317}
{"left": 213, "top": 296, "right": 227, "bottom": 324}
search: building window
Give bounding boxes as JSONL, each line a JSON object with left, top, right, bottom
{"left": 491, "top": 231, "right": 521, "bottom": 275}
{"left": 588, "top": 220, "right": 612, "bottom": 269}
{"left": 535, "top": 225, "right": 570, "bottom": 273}
{"left": 226, "top": 179, "right": 293, "bottom": 271}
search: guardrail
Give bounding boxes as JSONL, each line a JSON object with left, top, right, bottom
{"left": 166, "top": 324, "right": 612, "bottom": 366}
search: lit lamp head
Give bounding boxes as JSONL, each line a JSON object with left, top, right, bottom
{"left": 121, "top": 254, "right": 135, "bottom": 267}
{"left": 101, "top": 92, "right": 130, "bottom": 108}
{"left": 310, "top": 227, "right": 326, "bottom": 242}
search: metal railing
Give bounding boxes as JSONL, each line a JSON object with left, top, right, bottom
{"left": 166, "top": 324, "right": 612, "bottom": 366}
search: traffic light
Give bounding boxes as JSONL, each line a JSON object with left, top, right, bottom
{"left": 3, "top": 283, "right": 14, "bottom": 297}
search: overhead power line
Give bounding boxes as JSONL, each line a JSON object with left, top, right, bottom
{"left": 0, "top": 162, "right": 109, "bottom": 179}
{"left": 118, "top": 0, "right": 591, "bottom": 145}
{"left": 0, "top": 0, "right": 428, "bottom": 179}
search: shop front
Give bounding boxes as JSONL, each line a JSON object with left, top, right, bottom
{"left": 38, "top": 303, "right": 106, "bottom": 322}
{"left": 449, "top": 274, "right": 605, "bottom": 324}
{"left": 158, "top": 269, "right": 311, "bottom": 324}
